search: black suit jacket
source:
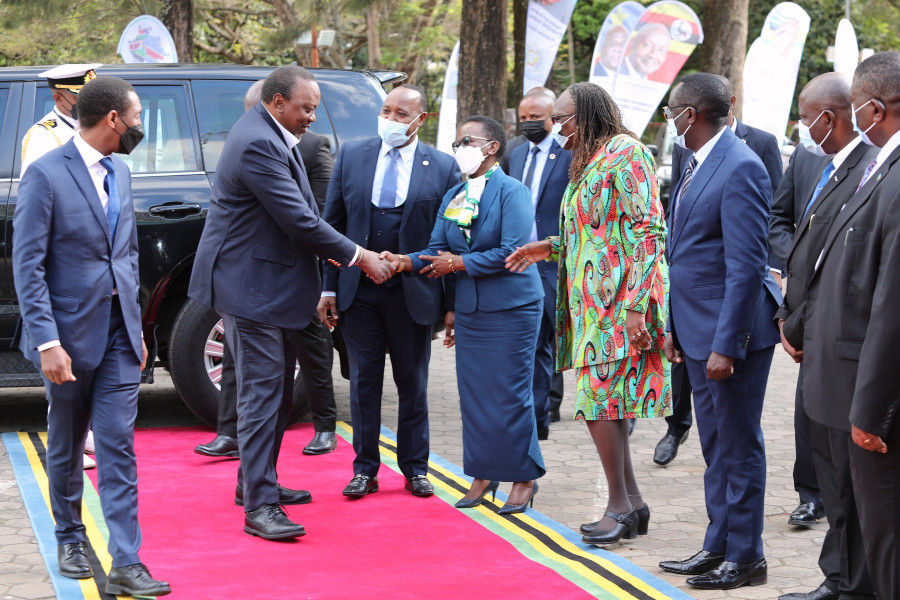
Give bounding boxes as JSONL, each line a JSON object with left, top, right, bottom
{"left": 778, "top": 142, "right": 878, "bottom": 348}
{"left": 802, "top": 144, "right": 900, "bottom": 436}
{"left": 297, "top": 131, "right": 333, "bottom": 211}
{"left": 768, "top": 145, "right": 831, "bottom": 268}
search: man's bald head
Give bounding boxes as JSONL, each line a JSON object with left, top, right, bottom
{"left": 524, "top": 86, "right": 557, "bottom": 102}
{"left": 800, "top": 72, "right": 852, "bottom": 118}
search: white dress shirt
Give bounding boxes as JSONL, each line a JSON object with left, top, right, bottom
{"left": 522, "top": 133, "right": 553, "bottom": 242}
{"left": 371, "top": 138, "right": 418, "bottom": 208}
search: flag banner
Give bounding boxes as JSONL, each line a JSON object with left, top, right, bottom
{"left": 524, "top": 0, "right": 579, "bottom": 93}
{"left": 117, "top": 15, "right": 178, "bottom": 63}
{"left": 589, "top": 1, "right": 646, "bottom": 94}
{"left": 611, "top": 0, "right": 703, "bottom": 137}
{"left": 436, "top": 41, "right": 460, "bottom": 156}
{"left": 742, "top": 2, "right": 810, "bottom": 142}
{"left": 833, "top": 18, "right": 859, "bottom": 82}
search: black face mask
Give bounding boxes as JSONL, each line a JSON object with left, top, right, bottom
{"left": 520, "top": 119, "right": 549, "bottom": 144}
{"left": 59, "top": 95, "right": 78, "bottom": 122}
{"left": 115, "top": 120, "right": 145, "bottom": 155}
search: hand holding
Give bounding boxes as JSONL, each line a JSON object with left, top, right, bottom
{"left": 443, "top": 311, "right": 455, "bottom": 348}
{"left": 505, "top": 240, "right": 552, "bottom": 272}
{"left": 358, "top": 249, "right": 395, "bottom": 284}
{"left": 317, "top": 296, "right": 339, "bottom": 330}
{"left": 378, "top": 251, "right": 406, "bottom": 273}
{"left": 851, "top": 424, "right": 887, "bottom": 453}
{"left": 778, "top": 320, "right": 802, "bottom": 363}
{"left": 40, "top": 345, "right": 76, "bottom": 385}
{"left": 626, "top": 309, "right": 652, "bottom": 351}
{"left": 663, "top": 335, "right": 683, "bottom": 363}
{"left": 706, "top": 351, "right": 734, "bottom": 380}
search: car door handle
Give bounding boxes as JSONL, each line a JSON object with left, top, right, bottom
{"left": 148, "top": 202, "right": 202, "bottom": 218}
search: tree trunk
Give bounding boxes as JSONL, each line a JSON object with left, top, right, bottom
{"left": 161, "top": 0, "right": 194, "bottom": 62}
{"left": 698, "top": 0, "right": 749, "bottom": 117}
{"left": 367, "top": 3, "right": 382, "bottom": 69}
{"left": 512, "top": 0, "right": 527, "bottom": 105}
{"left": 457, "top": 0, "right": 507, "bottom": 127}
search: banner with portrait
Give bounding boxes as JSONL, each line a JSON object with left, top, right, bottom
{"left": 523, "top": 0, "right": 579, "bottom": 93}
{"left": 833, "top": 18, "right": 859, "bottom": 82}
{"left": 588, "top": 1, "right": 646, "bottom": 94}
{"left": 742, "top": 2, "right": 810, "bottom": 142}
{"left": 610, "top": 1, "right": 703, "bottom": 137}
{"left": 117, "top": 15, "right": 177, "bottom": 63}
{"left": 436, "top": 41, "right": 460, "bottom": 156}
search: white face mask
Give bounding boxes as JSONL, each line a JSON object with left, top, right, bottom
{"left": 797, "top": 110, "right": 831, "bottom": 157}
{"left": 666, "top": 107, "right": 691, "bottom": 149}
{"left": 550, "top": 114, "right": 575, "bottom": 148}
{"left": 454, "top": 143, "right": 490, "bottom": 175}
{"left": 377, "top": 114, "right": 422, "bottom": 147}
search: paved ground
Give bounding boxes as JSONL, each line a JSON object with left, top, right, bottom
{"left": 0, "top": 344, "right": 826, "bottom": 599}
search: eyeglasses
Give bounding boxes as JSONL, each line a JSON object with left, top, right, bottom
{"left": 550, "top": 114, "right": 575, "bottom": 124}
{"left": 662, "top": 105, "right": 697, "bottom": 120}
{"left": 451, "top": 135, "right": 492, "bottom": 152}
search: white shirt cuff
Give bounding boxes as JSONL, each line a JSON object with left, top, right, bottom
{"left": 321, "top": 291, "right": 336, "bottom": 297}
{"left": 348, "top": 245, "right": 364, "bottom": 267}
{"left": 37, "top": 340, "right": 61, "bottom": 352}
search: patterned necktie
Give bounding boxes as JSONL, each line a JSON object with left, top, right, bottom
{"left": 672, "top": 157, "right": 698, "bottom": 227}
{"left": 98, "top": 157, "right": 120, "bottom": 240}
{"left": 379, "top": 148, "right": 400, "bottom": 209}
{"left": 523, "top": 145, "right": 540, "bottom": 189}
{"left": 802, "top": 160, "right": 835, "bottom": 219}
{"left": 856, "top": 158, "right": 878, "bottom": 193}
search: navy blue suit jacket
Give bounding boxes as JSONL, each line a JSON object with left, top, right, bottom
{"left": 322, "top": 137, "right": 460, "bottom": 325}
{"left": 409, "top": 169, "right": 544, "bottom": 315}
{"left": 506, "top": 138, "right": 571, "bottom": 318}
{"left": 189, "top": 103, "right": 357, "bottom": 330}
{"left": 13, "top": 140, "right": 143, "bottom": 370}
{"left": 667, "top": 127, "right": 781, "bottom": 361}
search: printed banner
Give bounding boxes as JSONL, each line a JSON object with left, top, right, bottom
{"left": 589, "top": 1, "right": 646, "bottom": 94}
{"left": 117, "top": 15, "right": 178, "bottom": 63}
{"left": 742, "top": 2, "right": 810, "bottom": 141}
{"left": 611, "top": 1, "right": 703, "bottom": 137}
{"left": 523, "top": 0, "right": 579, "bottom": 93}
{"left": 833, "top": 18, "right": 859, "bottom": 82}
{"left": 436, "top": 41, "right": 460, "bottom": 156}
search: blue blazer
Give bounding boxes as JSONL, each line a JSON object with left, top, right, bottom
{"left": 507, "top": 138, "right": 571, "bottom": 318}
{"left": 13, "top": 140, "right": 143, "bottom": 370}
{"left": 667, "top": 128, "right": 781, "bottom": 361}
{"left": 189, "top": 103, "right": 357, "bottom": 330}
{"left": 409, "top": 169, "right": 544, "bottom": 315}
{"left": 322, "top": 137, "right": 460, "bottom": 325}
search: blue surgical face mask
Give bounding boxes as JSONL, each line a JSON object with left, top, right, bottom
{"left": 797, "top": 110, "right": 831, "bottom": 157}
{"left": 377, "top": 113, "right": 422, "bottom": 147}
{"left": 666, "top": 107, "right": 691, "bottom": 149}
{"left": 852, "top": 100, "right": 876, "bottom": 146}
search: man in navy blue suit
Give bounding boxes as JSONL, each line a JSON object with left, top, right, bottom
{"left": 14, "top": 76, "right": 170, "bottom": 596}
{"left": 189, "top": 66, "right": 392, "bottom": 540}
{"left": 506, "top": 90, "right": 571, "bottom": 439}
{"left": 658, "top": 73, "right": 780, "bottom": 590}
{"left": 318, "top": 85, "right": 460, "bottom": 500}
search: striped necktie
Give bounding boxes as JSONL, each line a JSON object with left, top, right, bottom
{"left": 672, "top": 157, "right": 698, "bottom": 227}
{"left": 856, "top": 159, "right": 878, "bottom": 193}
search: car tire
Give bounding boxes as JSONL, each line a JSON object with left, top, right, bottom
{"left": 168, "top": 299, "right": 309, "bottom": 427}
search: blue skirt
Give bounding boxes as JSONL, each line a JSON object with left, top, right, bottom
{"left": 454, "top": 301, "right": 546, "bottom": 481}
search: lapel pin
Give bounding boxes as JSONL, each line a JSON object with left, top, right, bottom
{"left": 549, "top": 153, "right": 556, "bottom": 160}
{"left": 423, "top": 160, "right": 429, "bottom": 166}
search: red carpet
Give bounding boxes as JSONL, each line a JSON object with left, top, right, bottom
{"left": 93, "top": 425, "right": 597, "bottom": 599}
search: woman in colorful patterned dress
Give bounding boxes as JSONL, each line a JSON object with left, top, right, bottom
{"left": 507, "top": 83, "right": 671, "bottom": 543}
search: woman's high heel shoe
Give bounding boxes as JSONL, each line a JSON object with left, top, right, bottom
{"left": 498, "top": 482, "right": 539, "bottom": 515}
{"left": 636, "top": 503, "right": 650, "bottom": 535}
{"left": 455, "top": 480, "right": 500, "bottom": 509}
{"left": 582, "top": 509, "right": 638, "bottom": 545}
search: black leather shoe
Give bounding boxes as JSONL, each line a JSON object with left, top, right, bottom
{"left": 58, "top": 542, "right": 92, "bottom": 579}
{"left": 302, "top": 431, "right": 337, "bottom": 455}
{"left": 549, "top": 409, "right": 561, "bottom": 423}
{"left": 106, "top": 563, "right": 171, "bottom": 596}
{"left": 686, "top": 557, "right": 767, "bottom": 590}
{"left": 405, "top": 475, "right": 434, "bottom": 497}
{"left": 582, "top": 509, "right": 638, "bottom": 544}
{"left": 194, "top": 434, "right": 239, "bottom": 458}
{"left": 583, "top": 503, "right": 651, "bottom": 536}
{"left": 244, "top": 504, "right": 306, "bottom": 539}
{"left": 788, "top": 501, "right": 825, "bottom": 526}
{"left": 653, "top": 431, "right": 688, "bottom": 466}
{"left": 659, "top": 549, "right": 726, "bottom": 575}
{"left": 343, "top": 474, "right": 378, "bottom": 498}
{"left": 537, "top": 427, "right": 550, "bottom": 441}
{"left": 779, "top": 583, "right": 839, "bottom": 600}
{"left": 235, "top": 484, "right": 312, "bottom": 506}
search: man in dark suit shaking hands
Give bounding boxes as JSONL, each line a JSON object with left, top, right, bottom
{"left": 318, "top": 85, "right": 460, "bottom": 499}
{"left": 658, "top": 73, "right": 780, "bottom": 590}
{"left": 189, "top": 66, "right": 392, "bottom": 540}
{"left": 13, "top": 76, "right": 170, "bottom": 596}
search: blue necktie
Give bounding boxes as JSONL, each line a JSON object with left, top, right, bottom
{"left": 99, "top": 157, "right": 120, "bottom": 240}
{"left": 802, "top": 160, "right": 835, "bottom": 219}
{"left": 379, "top": 149, "right": 400, "bottom": 209}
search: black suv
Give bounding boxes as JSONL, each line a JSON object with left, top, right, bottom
{"left": 0, "top": 63, "right": 397, "bottom": 424}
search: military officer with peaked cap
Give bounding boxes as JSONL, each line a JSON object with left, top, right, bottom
{"left": 21, "top": 63, "right": 101, "bottom": 174}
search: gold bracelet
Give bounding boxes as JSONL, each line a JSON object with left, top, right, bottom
{"left": 449, "top": 256, "right": 455, "bottom": 272}
{"left": 398, "top": 254, "right": 405, "bottom": 272}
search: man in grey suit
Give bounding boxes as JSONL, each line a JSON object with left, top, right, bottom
{"left": 188, "top": 66, "right": 392, "bottom": 540}
{"left": 776, "top": 73, "right": 878, "bottom": 600}
{"left": 13, "top": 76, "right": 170, "bottom": 596}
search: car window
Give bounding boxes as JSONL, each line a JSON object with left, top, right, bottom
{"left": 315, "top": 71, "right": 382, "bottom": 148}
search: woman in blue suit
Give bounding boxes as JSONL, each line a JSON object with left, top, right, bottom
{"left": 384, "top": 116, "right": 546, "bottom": 513}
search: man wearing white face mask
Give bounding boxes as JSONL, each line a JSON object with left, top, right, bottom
{"left": 319, "top": 84, "right": 460, "bottom": 499}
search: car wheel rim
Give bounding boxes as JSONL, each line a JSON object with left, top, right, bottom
{"left": 204, "top": 319, "right": 301, "bottom": 391}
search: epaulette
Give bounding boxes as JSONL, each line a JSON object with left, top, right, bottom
{"left": 38, "top": 119, "right": 58, "bottom": 130}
